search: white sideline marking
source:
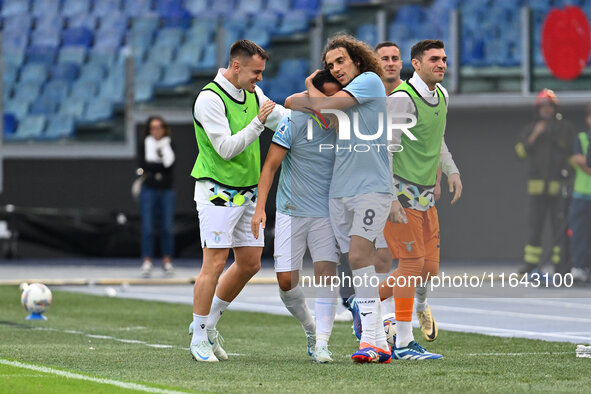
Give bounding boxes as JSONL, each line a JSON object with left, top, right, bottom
{"left": 0, "top": 359, "right": 189, "bottom": 394}
{"left": 29, "top": 327, "right": 244, "bottom": 355}
{"left": 432, "top": 305, "right": 591, "bottom": 324}
{"left": 467, "top": 352, "right": 575, "bottom": 356}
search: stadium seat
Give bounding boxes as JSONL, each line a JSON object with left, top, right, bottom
{"left": 158, "top": 63, "right": 191, "bottom": 88}
{"left": 5, "top": 99, "right": 30, "bottom": 120}
{"left": 4, "top": 49, "right": 26, "bottom": 68}
{"left": 61, "top": 0, "right": 91, "bottom": 18}
{"left": 250, "top": 10, "right": 280, "bottom": 33}
{"left": 163, "top": 8, "right": 192, "bottom": 28}
{"left": 237, "top": 0, "right": 264, "bottom": 13}
{"left": 1, "top": 0, "right": 29, "bottom": 17}
{"left": 176, "top": 42, "right": 205, "bottom": 69}
{"left": 266, "top": 0, "right": 291, "bottom": 15}
{"left": 80, "top": 100, "right": 114, "bottom": 123}
{"left": 243, "top": 27, "right": 270, "bottom": 48}
{"left": 20, "top": 63, "right": 49, "bottom": 83}
{"left": 146, "top": 46, "right": 176, "bottom": 67}
{"left": 3, "top": 31, "right": 29, "bottom": 52}
{"left": 202, "top": 0, "right": 235, "bottom": 18}
{"left": 59, "top": 97, "right": 87, "bottom": 118}
{"left": 99, "top": 78, "right": 125, "bottom": 106}
{"left": 62, "top": 27, "right": 94, "bottom": 47}
{"left": 26, "top": 46, "right": 58, "bottom": 65}
{"left": 67, "top": 12, "right": 98, "bottom": 29}
{"left": 94, "top": 28, "right": 125, "bottom": 50}
{"left": 43, "top": 81, "right": 71, "bottom": 103}
{"left": 87, "top": 49, "right": 118, "bottom": 68}
{"left": 131, "top": 15, "right": 161, "bottom": 34}
{"left": 3, "top": 63, "right": 18, "bottom": 85}
{"left": 52, "top": 63, "right": 80, "bottom": 82}
{"left": 275, "top": 10, "right": 309, "bottom": 36}
{"left": 292, "top": 0, "right": 319, "bottom": 16}
{"left": 278, "top": 59, "right": 309, "bottom": 76}
{"left": 31, "top": 0, "right": 60, "bottom": 17}
{"left": 136, "top": 61, "right": 163, "bottom": 84}
{"left": 13, "top": 81, "right": 43, "bottom": 103}
{"left": 44, "top": 115, "right": 76, "bottom": 139}
{"left": 196, "top": 43, "right": 216, "bottom": 70}
{"left": 94, "top": 0, "right": 122, "bottom": 17}
{"left": 186, "top": 19, "right": 216, "bottom": 46}
{"left": 321, "top": 0, "right": 347, "bottom": 16}
{"left": 98, "top": 13, "right": 129, "bottom": 34}
{"left": 3, "top": 114, "right": 18, "bottom": 135}
{"left": 30, "top": 96, "right": 59, "bottom": 115}
{"left": 58, "top": 46, "right": 87, "bottom": 65}
{"left": 4, "top": 14, "right": 33, "bottom": 34}
{"left": 69, "top": 79, "right": 99, "bottom": 100}
{"left": 30, "top": 28, "right": 61, "bottom": 48}
{"left": 183, "top": 0, "right": 208, "bottom": 16}
{"left": 356, "top": 24, "right": 378, "bottom": 48}
{"left": 13, "top": 115, "right": 46, "bottom": 140}
{"left": 154, "top": 27, "right": 185, "bottom": 47}
{"left": 123, "top": 0, "right": 153, "bottom": 17}
{"left": 78, "top": 63, "right": 106, "bottom": 84}
{"left": 134, "top": 81, "right": 155, "bottom": 103}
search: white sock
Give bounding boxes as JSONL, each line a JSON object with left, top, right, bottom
{"left": 395, "top": 320, "right": 414, "bottom": 348}
{"left": 415, "top": 282, "right": 429, "bottom": 313}
{"left": 315, "top": 297, "right": 337, "bottom": 347}
{"left": 352, "top": 266, "right": 380, "bottom": 346}
{"left": 280, "top": 286, "right": 315, "bottom": 334}
{"left": 374, "top": 301, "right": 389, "bottom": 350}
{"left": 377, "top": 272, "right": 395, "bottom": 316}
{"left": 206, "top": 295, "right": 230, "bottom": 330}
{"left": 190, "top": 313, "right": 208, "bottom": 345}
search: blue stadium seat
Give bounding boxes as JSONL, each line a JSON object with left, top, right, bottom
{"left": 186, "top": 19, "right": 216, "bottom": 45}
{"left": 3, "top": 49, "right": 26, "bottom": 68}
{"left": 275, "top": 10, "right": 309, "bottom": 35}
{"left": 3, "top": 63, "right": 18, "bottom": 84}
{"left": 61, "top": 0, "right": 91, "bottom": 18}
{"left": 136, "top": 61, "right": 163, "bottom": 83}
{"left": 158, "top": 63, "right": 191, "bottom": 88}
{"left": 163, "top": 8, "right": 192, "bottom": 28}
{"left": 98, "top": 13, "right": 129, "bottom": 33}
{"left": 52, "top": 63, "right": 80, "bottom": 82}
{"left": 3, "top": 114, "right": 18, "bottom": 135}
{"left": 94, "top": 0, "right": 122, "bottom": 17}
{"left": 59, "top": 96, "right": 87, "bottom": 118}
{"left": 155, "top": 0, "right": 183, "bottom": 15}
{"left": 62, "top": 27, "right": 94, "bottom": 47}
{"left": 58, "top": 46, "right": 87, "bottom": 65}
{"left": 388, "top": 23, "right": 410, "bottom": 43}
{"left": 4, "top": 14, "right": 32, "bottom": 34}
{"left": 44, "top": 115, "right": 76, "bottom": 139}
{"left": 202, "top": 0, "right": 234, "bottom": 18}
{"left": 69, "top": 79, "right": 99, "bottom": 100}
{"left": 131, "top": 15, "right": 160, "bottom": 34}
{"left": 127, "top": 31, "right": 154, "bottom": 51}
{"left": 123, "top": 0, "right": 153, "bottom": 17}
{"left": 30, "top": 96, "right": 59, "bottom": 115}
{"left": 80, "top": 100, "right": 114, "bottom": 123}
{"left": 13, "top": 81, "right": 43, "bottom": 103}
{"left": 5, "top": 99, "right": 30, "bottom": 120}
{"left": 196, "top": 43, "right": 216, "bottom": 70}
{"left": 31, "top": 28, "right": 61, "bottom": 47}
{"left": 356, "top": 24, "right": 377, "bottom": 47}
{"left": 1, "top": 0, "right": 29, "bottom": 17}
{"left": 146, "top": 46, "right": 176, "bottom": 66}
{"left": 13, "top": 115, "right": 47, "bottom": 140}
{"left": 26, "top": 45, "right": 58, "bottom": 65}
{"left": 278, "top": 59, "right": 309, "bottom": 76}
{"left": 32, "top": 0, "right": 60, "bottom": 17}
{"left": 87, "top": 49, "right": 118, "bottom": 68}
{"left": 20, "top": 63, "right": 49, "bottom": 83}
{"left": 292, "top": 0, "right": 319, "bottom": 16}
{"left": 94, "top": 28, "right": 125, "bottom": 50}
{"left": 266, "top": 0, "right": 291, "bottom": 15}
{"left": 99, "top": 78, "right": 125, "bottom": 105}
{"left": 134, "top": 81, "right": 155, "bottom": 103}
{"left": 237, "top": 0, "right": 264, "bottom": 13}
{"left": 78, "top": 63, "right": 106, "bottom": 83}
{"left": 176, "top": 42, "right": 205, "bottom": 69}
{"left": 243, "top": 27, "right": 270, "bottom": 48}
{"left": 321, "top": 0, "right": 347, "bottom": 16}
{"left": 250, "top": 10, "right": 280, "bottom": 33}
{"left": 154, "top": 27, "right": 185, "bottom": 47}
{"left": 183, "top": 0, "right": 208, "bottom": 16}
{"left": 67, "top": 12, "right": 98, "bottom": 29}
{"left": 3, "top": 31, "right": 29, "bottom": 51}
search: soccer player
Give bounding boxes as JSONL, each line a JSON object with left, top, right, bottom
{"left": 251, "top": 70, "right": 342, "bottom": 363}
{"left": 374, "top": 40, "right": 460, "bottom": 342}
{"left": 291, "top": 34, "right": 394, "bottom": 363}
{"left": 384, "top": 39, "right": 462, "bottom": 360}
{"left": 189, "top": 40, "right": 287, "bottom": 362}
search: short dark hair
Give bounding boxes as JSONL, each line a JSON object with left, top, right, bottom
{"left": 229, "top": 39, "right": 269, "bottom": 62}
{"left": 375, "top": 41, "right": 400, "bottom": 52}
{"left": 312, "top": 70, "right": 340, "bottom": 92}
{"left": 411, "top": 39, "right": 444, "bottom": 61}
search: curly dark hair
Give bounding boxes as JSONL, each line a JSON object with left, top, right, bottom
{"left": 322, "top": 34, "right": 384, "bottom": 79}
{"left": 144, "top": 116, "right": 171, "bottom": 137}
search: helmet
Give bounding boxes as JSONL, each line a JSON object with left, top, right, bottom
{"left": 535, "top": 88, "right": 558, "bottom": 106}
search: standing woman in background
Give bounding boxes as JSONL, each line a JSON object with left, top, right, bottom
{"left": 138, "top": 116, "right": 176, "bottom": 277}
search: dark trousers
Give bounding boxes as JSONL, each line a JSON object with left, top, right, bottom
{"left": 140, "top": 186, "right": 176, "bottom": 258}
{"left": 569, "top": 198, "right": 591, "bottom": 269}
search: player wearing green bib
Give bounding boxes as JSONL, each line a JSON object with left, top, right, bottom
{"left": 189, "top": 40, "right": 287, "bottom": 363}
{"left": 382, "top": 40, "right": 462, "bottom": 360}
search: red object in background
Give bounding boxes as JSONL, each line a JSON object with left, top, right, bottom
{"left": 542, "top": 6, "right": 591, "bottom": 81}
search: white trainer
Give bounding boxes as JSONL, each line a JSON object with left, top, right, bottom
{"left": 207, "top": 329, "right": 228, "bottom": 361}
{"left": 305, "top": 332, "right": 316, "bottom": 357}
{"left": 313, "top": 345, "right": 333, "bottom": 363}
{"left": 141, "top": 260, "right": 153, "bottom": 277}
{"left": 163, "top": 261, "right": 175, "bottom": 275}
{"left": 190, "top": 340, "right": 218, "bottom": 362}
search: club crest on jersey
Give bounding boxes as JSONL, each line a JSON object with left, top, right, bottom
{"left": 402, "top": 241, "right": 415, "bottom": 252}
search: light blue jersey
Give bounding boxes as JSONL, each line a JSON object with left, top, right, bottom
{"left": 272, "top": 111, "right": 336, "bottom": 217}
{"left": 328, "top": 72, "right": 393, "bottom": 198}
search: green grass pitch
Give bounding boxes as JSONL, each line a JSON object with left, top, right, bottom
{"left": 0, "top": 285, "right": 589, "bottom": 393}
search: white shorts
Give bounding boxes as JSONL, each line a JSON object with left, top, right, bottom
{"left": 329, "top": 192, "right": 391, "bottom": 254}
{"left": 274, "top": 212, "right": 339, "bottom": 272}
{"left": 197, "top": 203, "right": 264, "bottom": 249}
